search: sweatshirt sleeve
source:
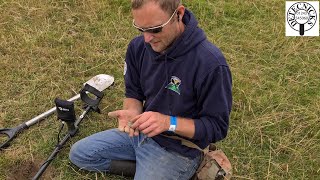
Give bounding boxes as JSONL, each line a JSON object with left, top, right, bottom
{"left": 124, "top": 40, "right": 145, "bottom": 102}
{"left": 193, "top": 65, "right": 232, "bottom": 144}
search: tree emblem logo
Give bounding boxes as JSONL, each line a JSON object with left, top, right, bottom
{"left": 166, "top": 76, "right": 181, "bottom": 95}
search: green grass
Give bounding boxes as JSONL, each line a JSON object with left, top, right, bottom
{"left": 0, "top": 0, "right": 319, "bottom": 179}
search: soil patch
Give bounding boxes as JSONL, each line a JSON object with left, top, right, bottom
{"left": 6, "top": 159, "right": 54, "bottom": 180}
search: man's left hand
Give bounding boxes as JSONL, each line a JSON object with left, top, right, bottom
{"left": 130, "top": 111, "right": 170, "bottom": 137}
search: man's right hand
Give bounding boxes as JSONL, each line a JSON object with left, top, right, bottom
{"left": 108, "top": 110, "right": 140, "bottom": 136}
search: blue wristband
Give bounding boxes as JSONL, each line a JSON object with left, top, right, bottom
{"left": 169, "top": 116, "right": 177, "bottom": 132}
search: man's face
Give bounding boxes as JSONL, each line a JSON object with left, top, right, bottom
{"left": 132, "top": 2, "right": 180, "bottom": 53}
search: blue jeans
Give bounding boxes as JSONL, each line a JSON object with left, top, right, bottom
{"left": 69, "top": 128, "right": 201, "bottom": 180}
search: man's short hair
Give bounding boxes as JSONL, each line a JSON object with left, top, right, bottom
{"left": 131, "top": 0, "right": 181, "bottom": 14}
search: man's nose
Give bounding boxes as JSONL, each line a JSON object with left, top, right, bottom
{"left": 143, "top": 32, "right": 154, "bottom": 43}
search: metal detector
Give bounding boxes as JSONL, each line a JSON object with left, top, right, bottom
{"left": 33, "top": 80, "right": 109, "bottom": 179}
{"left": 0, "top": 74, "right": 114, "bottom": 149}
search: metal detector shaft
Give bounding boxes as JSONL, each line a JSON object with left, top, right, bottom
{"left": 32, "top": 132, "right": 72, "bottom": 180}
{"left": 26, "top": 94, "right": 81, "bottom": 127}
{"left": 0, "top": 94, "right": 81, "bottom": 149}
{"left": 1, "top": 74, "right": 114, "bottom": 149}
{"left": 33, "top": 106, "right": 91, "bottom": 180}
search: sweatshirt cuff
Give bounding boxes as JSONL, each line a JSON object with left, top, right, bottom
{"left": 125, "top": 92, "right": 144, "bottom": 102}
{"left": 193, "top": 119, "right": 205, "bottom": 141}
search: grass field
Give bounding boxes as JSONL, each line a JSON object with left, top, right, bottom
{"left": 0, "top": 0, "right": 319, "bottom": 179}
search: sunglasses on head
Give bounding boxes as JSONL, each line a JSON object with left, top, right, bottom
{"left": 132, "top": 9, "right": 178, "bottom": 34}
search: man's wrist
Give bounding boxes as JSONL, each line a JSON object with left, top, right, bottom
{"left": 168, "top": 116, "right": 177, "bottom": 132}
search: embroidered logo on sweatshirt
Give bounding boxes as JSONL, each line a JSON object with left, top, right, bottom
{"left": 166, "top": 76, "right": 181, "bottom": 95}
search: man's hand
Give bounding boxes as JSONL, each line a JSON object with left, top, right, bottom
{"left": 108, "top": 110, "right": 140, "bottom": 136}
{"left": 130, "top": 111, "right": 170, "bottom": 137}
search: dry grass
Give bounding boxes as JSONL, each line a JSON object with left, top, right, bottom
{"left": 0, "top": 0, "right": 319, "bottom": 179}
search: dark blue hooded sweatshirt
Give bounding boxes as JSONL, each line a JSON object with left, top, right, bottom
{"left": 124, "top": 9, "right": 232, "bottom": 158}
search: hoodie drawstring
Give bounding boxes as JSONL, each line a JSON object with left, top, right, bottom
{"left": 165, "top": 54, "right": 173, "bottom": 115}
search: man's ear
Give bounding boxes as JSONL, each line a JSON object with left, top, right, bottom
{"left": 176, "top": 5, "right": 185, "bottom": 22}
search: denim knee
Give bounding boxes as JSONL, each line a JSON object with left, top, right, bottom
{"left": 69, "top": 140, "right": 86, "bottom": 168}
